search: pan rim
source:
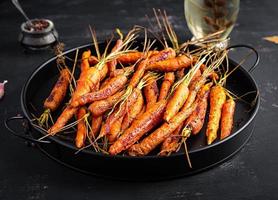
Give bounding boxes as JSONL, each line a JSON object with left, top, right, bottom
{"left": 21, "top": 42, "right": 260, "bottom": 159}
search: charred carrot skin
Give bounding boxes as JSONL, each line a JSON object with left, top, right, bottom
{"left": 185, "top": 83, "right": 211, "bottom": 135}
{"left": 147, "top": 55, "right": 192, "bottom": 72}
{"left": 90, "top": 115, "right": 102, "bottom": 138}
{"left": 206, "top": 85, "right": 226, "bottom": 145}
{"left": 158, "top": 72, "right": 175, "bottom": 101}
{"left": 75, "top": 107, "right": 87, "bottom": 148}
{"left": 143, "top": 77, "right": 159, "bottom": 110}
{"left": 99, "top": 88, "right": 140, "bottom": 138}
{"left": 48, "top": 67, "right": 100, "bottom": 134}
{"left": 71, "top": 74, "right": 128, "bottom": 107}
{"left": 44, "top": 68, "right": 71, "bottom": 112}
{"left": 88, "top": 90, "right": 125, "bottom": 117}
{"left": 164, "top": 81, "right": 189, "bottom": 122}
{"left": 121, "top": 91, "right": 144, "bottom": 131}
{"left": 109, "top": 100, "right": 167, "bottom": 155}
{"left": 220, "top": 98, "right": 236, "bottom": 140}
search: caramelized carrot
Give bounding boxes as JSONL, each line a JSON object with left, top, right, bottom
{"left": 143, "top": 76, "right": 159, "bottom": 110}
{"left": 206, "top": 85, "right": 226, "bottom": 145}
{"left": 220, "top": 98, "right": 236, "bottom": 140}
{"left": 48, "top": 66, "right": 100, "bottom": 134}
{"left": 71, "top": 74, "right": 128, "bottom": 107}
{"left": 158, "top": 72, "right": 175, "bottom": 101}
{"left": 110, "top": 66, "right": 134, "bottom": 77}
{"left": 90, "top": 115, "right": 102, "bottom": 138}
{"left": 44, "top": 68, "right": 71, "bottom": 112}
{"left": 160, "top": 82, "right": 212, "bottom": 155}
{"left": 185, "top": 83, "right": 211, "bottom": 135}
{"left": 200, "top": 64, "right": 219, "bottom": 80}
{"left": 164, "top": 81, "right": 189, "bottom": 122}
{"left": 121, "top": 90, "right": 144, "bottom": 131}
{"left": 88, "top": 90, "right": 125, "bottom": 117}
{"left": 107, "top": 116, "right": 124, "bottom": 143}
{"left": 81, "top": 50, "right": 91, "bottom": 72}
{"left": 183, "top": 76, "right": 207, "bottom": 111}
{"left": 117, "top": 51, "right": 159, "bottom": 64}
{"left": 147, "top": 55, "right": 192, "bottom": 72}
{"left": 75, "top": 107, "right": 87, "bottom": 148}
{"left": 99, "top": 88, "right": 141, "bottom": 138}
{"left": 128, "top": 100, "right": 198, "bottom": 156}
{"left": 176, "top": 69, "right": 185, "bottom": 80}
{"left": 128, "top": 48, "right": 176, "bottom": 89}
{"left": 159, "top": 123, "right": 183, "bottom": 156}
{"left": 109, "top": 100, "right": 167, "bottom": 155}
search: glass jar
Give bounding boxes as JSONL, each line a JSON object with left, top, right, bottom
{"left": 184, "top": 0, "right": 240, "bottom": 39}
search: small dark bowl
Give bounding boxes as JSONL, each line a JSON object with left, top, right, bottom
{"left": 18, "top": 19, "right": 58, "bottom": 50}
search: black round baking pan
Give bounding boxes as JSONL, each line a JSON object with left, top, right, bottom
{"left": 5, "top": 41, "right": 260, "bottom": 181}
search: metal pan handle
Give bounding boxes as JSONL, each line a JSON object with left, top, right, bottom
{"left": 4, "top": 115, "right": 50, "bottom": 144}
{"left": 227, "top": 44, "right": 260, "bottom": 73}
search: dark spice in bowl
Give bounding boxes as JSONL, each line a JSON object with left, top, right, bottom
{"left": 25, "top": 19, "right": 49, "bottom": 32}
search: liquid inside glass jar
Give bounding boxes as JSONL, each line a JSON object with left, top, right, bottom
{"left": 184, "top": 0, "right": 240, "bottom": 39}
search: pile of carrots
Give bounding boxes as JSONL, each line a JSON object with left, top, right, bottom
{"left": 38, "top": 30, "right": 236, "bottom": 157}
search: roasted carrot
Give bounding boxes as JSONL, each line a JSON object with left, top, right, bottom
{"left": 99, "top": 88, "right": 141, "bottom": 138}
{"left": 44, "top": 68, "right": 71, "bottom": 112}
{"left": 81, "top": 50, "right": 91, "bottom": 72}
{"left": 183, "top": 75, "right": 207, "bottom": 111}
{"left": 159, "top": 123, "right": 183, "bottom": 156}
{"left": 108, "top": 39, "right": 123, "bottom": 76}
{"left": 200, "top": 64, "right": 219, "bottom": 80}
{"left": 143, "top": 76, "right": 159, "bottom": 110}
{"left": 88, "top": 55, "right": 99, "bottom": 66}
{"left": 206, "top": 85, "right": 226, "bottom": 145}
{"left": 164, "top": 80, "right": 189, "bottom": 122}
{"left": 107, "top": 116, "right": 124, "bottom": 143}
{"left": 110, "top": 66, "right": 134, "bottom": 77}
{"left": 160, "top": 82, "right": 212, "bottom": 155}
{"left": 147, "top": 55, "right": 192, "bottom": 72}
{"left": 185, "top": 83, "right": 211, "bottom": 135}
{"left": 88, "top": 90, "right": 125, "bottom": 117}
{"left": 117, "top": 51, "right": 159, "bottom": 64}
{"left": 48, "top": 67, "right": 100, "bottom": 134}
{"left": 128, "top": 99, "right": 198, "bottom": 156}
{"left": 220, "top": 98, "right": 236, "bottom": 140}
{"left": 75, "top": 107, "right": 87, "bottom": 148}
{"left": 148, "top": 48, "right": 176, "bottom": 64}
{"left": 189, "top": 69, "right": 202, "bottom": 88}
{"left": 90, "top": 115, "right": 102, "bottom": 138}
{"left": 71, "top": 73, "right": 128, "bottom": 107}
{"left": 121, "top": 90, "right": 144, "bottom": 131}
{"left": 109, "top": 100, "right": 167, "bottom": 155}
{"left": 158, "top": 72, "right": 175, "bottom": 101}
{"left": 176, "top": 69, "right": 185, "bottom": 80}
{"left": 128, "top": 48, "right": 175, "bottom": 89}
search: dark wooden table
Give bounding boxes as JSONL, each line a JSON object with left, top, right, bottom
{"left": 1, "top": 0, "right": 278, "bottom": 199}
